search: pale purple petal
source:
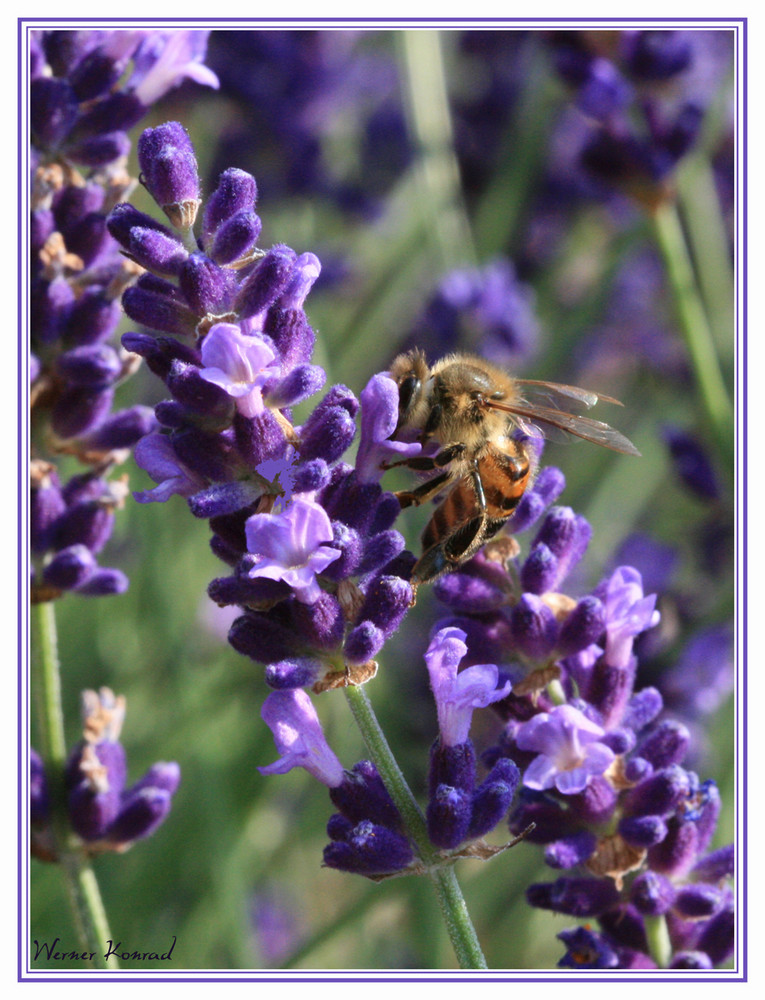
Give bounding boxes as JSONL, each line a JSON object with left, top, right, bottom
{"left": 516, "top": 705, "right": 614, "bottom": 795}
{"left": 258, "top": 690, "right": 344, "bottom": 787}
{"left": 355, "top": 373, "right": 422, "bottom": 483}
{"left": 132, "top": 432, "right": 204, "bottom": 502}
{"left": 604, "top": 566, "right": 660, "bottom": 668}
{"left": 199, "top": 323, "right": 277, "bottom": 417}
{"left": 131, "top": 31, "right": 220, "bottom": 105}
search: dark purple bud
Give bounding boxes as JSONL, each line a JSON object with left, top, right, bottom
{"left": 234, "top": 410, "right": 287, "bottom": 467}
{"left": 299, "top": 404, "right": 356, "bottom": 464}
{"left": 695, "top": 905, "right": 734, "bottom": 965}
{"left": 320, "top": 522, "right": 362, "bottom": 581}
{"left": 30, "top": 749, "right": 50, "bottom": 824}
{"left": 42, "top": 544, "right": 95, "bottom": 590}
{"left": 623, "top": 756, "right": 653, "bottom": 784}
{"left": 630, "top": 870, "right": 675, "bottom": 915}
{"left": 557, "top": 925, "right": 619, "bottom": 970}
{"left": 598, "top": 903, "right": 649, "bottom": 952}
{"left": 67, "top": 131, "right": 131, "bottom": 168}
{"left": 636, "top": 720, "right": 690, "bottom": 769}
{"left": 532, "top": 506, "right": 591, "bottom": 583}
{"left": 123, "top": 278, "right": 198, "bottom": 337}
{"left": 429, "top": 740, "right": 477, "bottom": 796}
{"left": 127, "top": 226, "right": 189, "bottom": 277}
{"left": 558, "top": 597, "right": 605, "bottom": 654}
{"left": 434, "top": 568, "right": 507, "bottom": 613}
{"left": 520, "top": 542, "right": 559, "bottom": 595}
{"left": 427, "top": 785, "right": 473, "bottom": 849}
{"left": 107, "top": 202, "right": 175, "bottom": 245}
{"left": 291, "top": 458, "right": 331, "bottom": 495}
{"left": 330, "top": 760, "right": 402, "bottom": 829}
{"left": 369, "top": 492, "right": 402, "bottom": 534}
{"left": 692, "top": 844, "right": 734, "bottom": 882}
{"left": 569, "top": 775, "right": 618, "bottom": 825}
{"left": 265, "top": 364, "right": 326, "bottom": 410}
{"left": 510, "top": 466, "right": 566, "bottom": 534}
{"left": 526, "top": 877, "right": 620, "bottom": 917}
{"left": 55, "top": 500, "right": 113, "bottom": 555}
{"left": 209, "top": 211, "right": 262, "bottom": 265}
{"left": 209, "top": 572, "right": 291, "bottom": 608}
{"left": 202, "top": 168, "right": 258, "bottom": 242}
{"left": 137, "top": 122, "right": 200, "bottom": 223}
{"left": 107, "top": 788, "right": 174, "bottom": 844}
{"left": 68, "top": 48, "right": 127, "bottom": 100}
{"left": 65, "top": 213, "right": 112, "bottom": 268}
{"left": 56, "top": 344, "right": 122, "bottom": 387}
{"left": 511, "top": 593, "right": 559, "bottom": 658}
{"left": 264, "top": 658, "right": 323, "bottom": 689}
{"left": 188, "top": 481, "right": 265, "bottom": 520}
{"left": 544, "top": 831, "right": 597, "bottom": 870}
{"left": 64, "top": 292, "right": 122, "bottom": 347}
{"left": 618, "top": 814, "right": 668, "bottom": 847}
{"left": 179, "top": 253, "right": 237, "bottom": 316}
{"left": 623, "top": 30, "right": 692, "bottom": 81}
{"left": 80, "top": 406, "right": 158, "bottom": 452}
{"left": 33, "top": 277, "right": 75, "bottom": 344}
{"left": 357, "top": 530, "right": 405, "bottom": 577}
{"left": 264, "top": 307, "right": 316, "bottom": 369}
{"left": 509, "top": 794, "right": 578, "bottom": 844}
{"left": 121, "top": 330, "right": 200, "bottom": 379}
{"left": 622, "top": 765, "right": 693, "bottom": 818}
{"left": 53, "top": 182, "right": 105, "bottom": 233}
{"left": 66, "top": 740, "right": 126, "bottom": 840}
{"left": 171, "top": 425, "right": 233, "bottom": 482}
{"left": 166, "top": 360, "right": 235, "bottom": 419}
{"left": 31, "top": 78, "right": 79, "bottom": 148}
{"left": 601, "top": 726, "right": 634, "bottom": 755}
{"left": 51, "top": 385, "right": 114, "bottom": 439}
{"left": 234, "top": 246, "right": 297, "bottom": 319}
{"left": 674, "top": 884, "right": 726, "bottom": 919}
{"left": 622, "top": 686, "right": 663, "bottom": 732}
{"left": 662, "top": 425, "right": 720, "bottom": 501}
{"left": 354, "top": 575, "right": 412, "bottom": 639}
{"left": 343, "top": 621, "right": 384, "bottom": 665}
{"left": 326, "top": 813, "right": 353, "bottom": 841}
{"left": 323, "top": 820, "right": 413, "bottom": 875}
{"left": 467, "top": 757, "right": 520, "bottom": 839}
{"left": 31, "top": 466, "right": 66, "bottom": 553}
{"left": 71, "top": 92, "right": 145, "bottom": 140}
{"left": 75, "top": 568, "right": 129, "bottom": 596}
{"left": 228, "top": 611, "right": 299, "bottom": 664}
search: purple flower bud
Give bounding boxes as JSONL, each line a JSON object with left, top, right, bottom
{"left": 674, "top": 884, "right": 726, "bottom": 919}
{"left": 107, "top": 761, "right": 180, "bottom": 845}
{"left": 137, "top": 122, "right": 200, "bottom": 224}
{"left": 68, "top": 130, "right": 131, "bottom": 168}
{"left": 43, "top": 544, "right": 96, "bottom": 590}
{"left": 695, "top": 905, "right": 734, "bottom": 965}
{"left": 279, "top": 253, "right": 322, "bottom": 311}
{"left": 516, "top": 705, "right": 615, "bottom": 795}
{"left": 31, "top": 464, "right": 66, "bottom": 553}
{"left": 557, "top": 925, "right": 619, "bottom": 969}
{"left": 343, "top": 621, "right": 384, "bottom": 665}
{"left": 425, "top": 627, "right": 511, "bottom": 747}
{"left": 354, "top": 575, "right": 412, "bottom": 639}
{"left": 265, "top": 364, "right": 326, "bottom": 410}
{"left": 670, "top": 952, "right": 713, "bottom": 970}
{"left": 527, "top": 877, "right": 620, "bottom": 917}
{"left": 569, "top": 774, "right": 619, "bottom": 824}
{"left": 52, "top": 385, "right": 115, "bottom": 439}
{"left": 228, "top": 610, "right": 299, "bottom": 664}
{"left": 357, "top": 530, "right": 405, "bottom": 577}
{"left": 622, "top": 765, "right": 693, "bottom": 819}
{"left": 265, "top": 307, "right": 316, "bottom": 369}
{"left": 519, "top": 542, "right": 558, "bottom": 595}
{"left": 209, "top": 211, "right": 262, "bottom": 265}
{"left": 558, "top": 597, "right": 606, "bottom": 654}
{"left": 235, "top": 245, "right": 297, "bottom": 319}
{"left": 123, "top": 277, "right": 198, "bottom": 337}
{"left": 434, "top": 564, "right": 508, "bottom": 613}
{"left": 692, "top": 844, "right": 734, "bottom": 882}
{"left": 180, "top": 253, "right": 237, "bottom": 316}
{"left": 623, "top": 756, "right": 653, "bottom": 784}
{"left": 329, "top": 760, "right": 401, "bottom": 829}
{"left": 298, "top": 402, "right": 357, "bottom": 464}
{"left": 79, "top": 406, "right": 158, "bottom": 452}
{"left": 33, "top": 277, "right": 75, "bottom": 344}
{"left": 323, "top": 820, "right": 413, "bottom": 875}
{"left": 202, "top": 168, "right": 258, "bottom": 243}
{"left": 258, "top": 689, "right": 344, "bottom": 787}
{"left": 64, "top": 291, "right": 122, "bottom": 347}
{"left": 526, "top": 507, "right": 592, "bottom": 591}
{"left": 622, "top": 686, "right": 663, "bottom": 731}
{"left": 427, "top": 784, "right": 473, "bottom": 849}
{"left": 30, "top": 78, "right": 79, "bottom": 148}
{"left": 630, "top": 870, "right": 676, "bottom": 915}
{"left": 66, "top": 740, "right": 127, "bottom": 840}
{"left": 618, "top": 814, "right": 668, "bottom": 847}
{"left": 544, "top": 831, "right": 597, "bottom": 869}
{"left": 429, "top": 741, "right": 477, "bottom": 795}
{"left": 636, "top": 720, "right": 690, "bottom": 769}
{"left": 75, "top": 568, "right": 129, "bottom": 597}
{"left": 263, "top": 658, "right": 323, "bottom": 690}
{"left": 467, "top": 758, "right": 520, "bottom": 839}
{"left": 511, "top": 593, "right": 559, "bottom": 658}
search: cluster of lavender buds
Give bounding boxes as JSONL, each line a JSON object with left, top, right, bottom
{"left": 257, "top": 626, "right": 521, "bottom": 877}
{"left": 545, "top": 29, "right": 733, "bottom": 203}
{"left": 31, "top": 688, "right": 180, "bottom": 863}
{"left": 402, "top": 259, "right": 540, "bottom": 368}
{"left": 109, "top": 122, "right": 415, "bottom": 692}
{"left": 426, "top": 467, "right": 733, "bottom": 968}
{"left": 30, "top": 31, "right": 219, "bottom": 601}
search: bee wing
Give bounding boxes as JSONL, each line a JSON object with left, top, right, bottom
{"left": 488, "top": 397, "right": 641, "bottom": 457}
{"left": 513, "top": 378, "right": 624, "bottom": 410}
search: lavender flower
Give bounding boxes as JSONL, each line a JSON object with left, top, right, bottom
{"left": 516, "top": 705, "right": 615, "bottom": 795}
{"left": 30, "top": 32, "right": 218, "bottom": 601}
{"left": 31, "top": 688, "right": 180, "bottom": 861}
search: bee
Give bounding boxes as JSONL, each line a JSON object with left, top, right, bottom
{"left": 386, "top": 350, "right": 640, "bottom": 588}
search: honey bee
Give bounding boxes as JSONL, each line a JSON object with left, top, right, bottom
{"left": 386, "top": 350, "right": 640, "bottom": 588}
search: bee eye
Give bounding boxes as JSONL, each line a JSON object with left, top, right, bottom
{"left": 398, "top": 373, "right": 421, "bottom": 418}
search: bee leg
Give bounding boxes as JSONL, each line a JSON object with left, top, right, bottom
{"left": 394, "top": 470, "right": 452, "bottom": 509}
{"left": 412, "top": 515, "right": 487, "bottom": 585}
{"left": 382, "top": 443, "right": 466, "bottom": 473}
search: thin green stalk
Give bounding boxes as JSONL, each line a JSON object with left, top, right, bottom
{"left": 644, "top": 914, "right": 673, "bottom": 969}
{"left": 31, "top": 601, "right": 119, "bottom": 971}
{"left": 344, "top": 683, "right": 488, "bottom": 970}
{"left": 651, "top": 199, "right": 734, "bottom": 472}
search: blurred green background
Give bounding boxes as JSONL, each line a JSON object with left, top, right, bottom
{"left": 30, "top": 27, "right": 736, "bottom": 971}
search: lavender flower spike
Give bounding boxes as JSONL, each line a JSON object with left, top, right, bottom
{"left": 516, "top": 704, "right": 615, "bottom": 795}
{"left": 245, "top": 497, "right": 341, "bottom": 604}
{"left": 425, "top": 626, "right": 511, "bottom": 746}
{"left": 259, "top": 689, "right": 345, "bottom": 787}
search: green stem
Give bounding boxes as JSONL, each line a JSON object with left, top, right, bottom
{"left": 31, "top": 601, "right": 119, "bottom": 970}
{"left": 644, "top": 914, "right": 673, "bottom": 969}
{"left": 344, "top": 683, "right": 488, "bottom": 969}
{"left": 651, "top": 199, "right": 734, "bottom": 471}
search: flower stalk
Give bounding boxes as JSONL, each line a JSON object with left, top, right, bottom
{"left": 344, "top": 683, "right": 488, "bottom": 969}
